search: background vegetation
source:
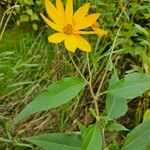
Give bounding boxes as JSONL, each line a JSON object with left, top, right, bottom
{"left": 0, "top": 0, "right": 150, "bottom": 149}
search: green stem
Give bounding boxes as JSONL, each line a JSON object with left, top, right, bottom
{"left": 86, "top": 53, "right": 107, "bottom": 149}
{"left": 68, "top": 52, "right": 89, "bottom": 83}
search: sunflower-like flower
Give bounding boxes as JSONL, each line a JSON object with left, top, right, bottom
{"left": 40, "top": 0, "right": 107, "bottom": 53}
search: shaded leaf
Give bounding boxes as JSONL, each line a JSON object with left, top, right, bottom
{"left": 109, "top": 141, "right": 119, "bottom": 150}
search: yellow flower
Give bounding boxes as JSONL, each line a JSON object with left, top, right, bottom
{"left": 40, "top": 0, "right": 107, "bottom": 53}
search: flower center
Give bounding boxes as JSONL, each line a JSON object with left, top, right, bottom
{"left": 63, "top": 24, "right": 73, "bottom": 35}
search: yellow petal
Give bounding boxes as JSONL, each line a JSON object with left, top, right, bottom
{"left": 64, "top": 35, "right": 77, "bottom": 52}
{"left": 73, "top": 3, "right": 90, "bottom": 24}
{"left": 65, "top": 0, "right": 73, "bottom": 24}
{"left": 48, "top": 32, "right": 67, "bottom": 43}
{"left": 74, "top": 13, "right": 100, "bottom": 30}
{"left": 56, "top": 0, "right": 65, "bottom": 25}
{"left": 75, "top": 35, "right": 91, "bottom": 52}
{"left": 45, "top": 0, "right": 64, "bottom": 26}
{"left": 76, "top": 31, "right": 97, "bottom": 35}
{"left": 91, "top": 23, "right": 108, "bottom": 36}
{"left": 56, "top": 0, "right": 64, "bottom": 16}
{"left": 93, "top": 28, "right": 108, "bottom": 36}
{"left": 40, "top": 13, "right": 62, "bottom": 31}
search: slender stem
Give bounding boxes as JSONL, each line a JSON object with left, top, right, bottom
{"left": 87, "top": 53, "right": 106, "bottom": 149}
{"left": 0, "top": 0, "right": 19, "bottom": 40}
{"left": 69, "top": 51, "right": 110, "bottom": 149}
{"left": 95, "top": 26, "right": 122, "bottom": 97}
{"left": 86, "top": 53, "right": 92, "bottom": 83}
{"left": 94, "top": 26, "right": 122, "bottom": 149}
{"left": 86, "top": 53, "right": 100, "bottom": 117}
{"left": 68, "top": 52, "right": 89, "bottom": 83}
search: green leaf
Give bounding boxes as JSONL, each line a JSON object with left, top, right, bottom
{"left": 106, "top": 94, "right": 128, "bottom": 119}
{"left": 108, "top": 141, "right": 119, "bottom": 150}
{"left": 23, "top": 0, "right": 34, "bottom": 5}
{"left": 134, "top": 24, "right": 149, "bottom": 38}
{"left": 106, "top": 71, "right": 128, "bottom": 119}
{"left": 20, "top": 15, "right": 29, "bottom": 22}
{"left": 122, "top": 120, "right": 150, "bottom": 150}
{"left": 32, "top": 23, "right": 38, "bottom": 30}
{"left": 106, "top": 73, "right": 150, "bottom": 99}
{"left": 13, "top": 77, "right": 86, "bottom": 125}
{"left": 143, "top": 109, "right": 150, "bottom": 121}
{"left": 106, "top": 123, "right": 129, "bottom": 132}
{"left": 89, "top": 107, "right": 97, "bottom": 118}
{"left": 27, "top": 133, "right": 81, "bottom": 150}
{"left": 77, "top": 121, "right": 86, "bottom": 135}
{"left": 145, "top": 144, "right": 150, "bottom": 150}
{"left": 100, "top": 116, "right": 111, "bottom": 128}
{"left": 82, "top": 123, "right": 102, "bottom": 150}
{"left": 26, "top": 9, "right": 33, "bottom": 15}
{"left": 31, "top": 13, "right": 39, "bottom": 21}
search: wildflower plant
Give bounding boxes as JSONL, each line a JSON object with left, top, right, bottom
{"left": 12, "top": 0, "right": 150, "bottom": 150}
{"left": 40, "top": 0, "right": 107, "bottom": 52}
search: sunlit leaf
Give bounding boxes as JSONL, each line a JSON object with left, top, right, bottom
{"left": 122, "top": 120, "right": 150, "bottom": 150}
{"left": 143, "top": 109, "right": 150, "bottom": 121}
{"left": 106, "top": 70, "right": 128, "bottom": 119}
{"left": 27, "top": 133, "right": 81, "bottom": 150}
{"left": 106, "top": 73, "right": 150, "bottom": 99}
{"left": 106, "top": 123, "right": 129, "bottom": 132}
{"left": 82, "top": 123, "right": 102, "bottom": 150}
{"left": 13, "top": 77, "right": 86, "bottom": 125}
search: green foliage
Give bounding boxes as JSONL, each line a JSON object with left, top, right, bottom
{"left": 0, "top": 27, "right": 55, "bottom": 98}
{"left": 143, "top": 109, "right": 150, "bottom": 121}
{"left": 108, "top": 141, "right": 119, "bottom": 150}
{"left": 122, "top": 120, "right": 150, "bottom": 150}
{"left": 106, "top": 73, "right": 150, "bottom": 99}
{"left": 81, "top": 123, "right": 102, "bottom": 150}
{"left": 27, "top": 133, "right": 82, "bottom": 150}
{"left": 106, "top": 123, "right": 129, "bottom": 132}
{"left": 0, "top": 113, "right": 32, "bottom": 149}
{"left": 27, "top": 123, "right": 102, "bottom": 150}
{"left": 106, "top": 70, "right": 128, "bottom": 119}
{"left": 13, "top": 77, "right": 86, "bottom": 125}
{"left": 2, "top": 0, "right": 44, "bottom": 30}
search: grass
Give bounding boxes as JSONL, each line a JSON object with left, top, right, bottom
{"left": 0, "top": 0, "right": 150, "bottom": 149}
{"left": 0, "top": 26, "right": 56, "bottom": 148}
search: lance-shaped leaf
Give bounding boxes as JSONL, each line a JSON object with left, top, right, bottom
{"left": 27, "top": 133, "right": 81, "bottom": 150}
{"left": 106, "top": 73, "right": 150, "bottom": 99}
{"left": 82, "top": 123, "right": 102, "bottom": 150}
{"left": 13, "top": 77, "right": 86, "bottom": 125}
{"left": 106, "top": 123, "right": 129, "bottom": 132}
{"left": 122, "top": 120, "right": 150, "bottom": 150}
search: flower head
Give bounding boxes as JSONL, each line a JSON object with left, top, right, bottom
{"left": 41, "top": 0, "right": 107, "bottom": 53}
